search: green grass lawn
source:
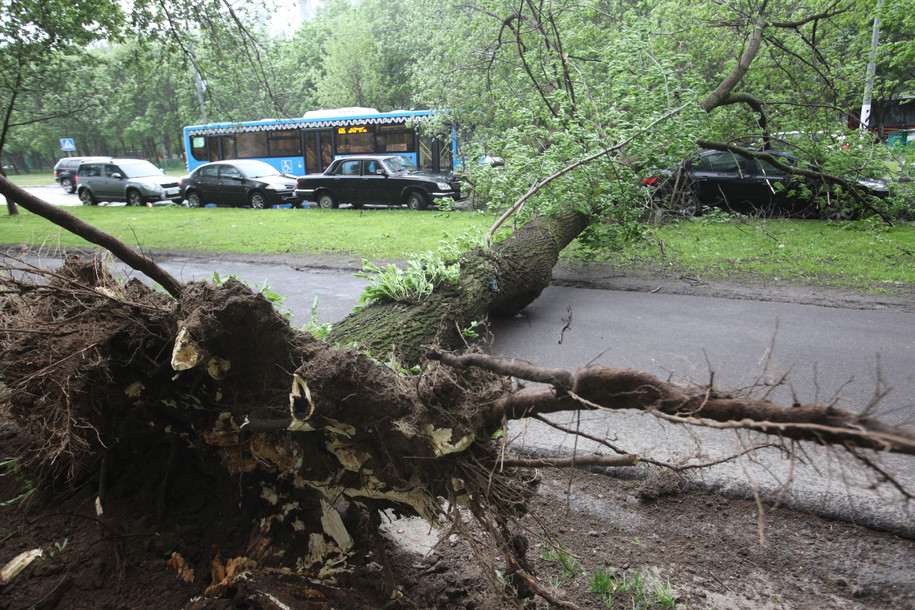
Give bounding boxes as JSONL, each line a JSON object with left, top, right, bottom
{"left": 1, "top": 203, "right": 913, "bottom": 292}
{"left": 0, "top": 206, "right": 492, "bottom": 261}
{"left": 6, "top": 172, "right": 56, "bottom": 187}
{"left": 565, "top": 217, "right": 915, "bottom": 291}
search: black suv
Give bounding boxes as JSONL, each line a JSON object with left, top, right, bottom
{"left": 76, "top": 158, "right": 182, "bottom": 206}
{"left": 53, "top": 157, "right": 85, "bottom": 193}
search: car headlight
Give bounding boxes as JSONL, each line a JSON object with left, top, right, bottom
{"left": 265, "top": 183, "right": 285, "bottom": 190}
{"left": 436, "top": 182, "right": 452, "bottom": 190}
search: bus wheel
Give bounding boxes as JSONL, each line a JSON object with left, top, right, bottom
{"left": 186, "top": 191, "right": 202, "bottom": 208}
{"left": 317, "top": 192, "right": 337, "bottom": 209}
{"left": 406, "top": 191, "right": 427, "bottom": 211}
{"left": 249, "top": 191, "right": 267, "bottom": 209}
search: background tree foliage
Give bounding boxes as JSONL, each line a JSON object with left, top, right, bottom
{"left": 1, "top": 0, "right": 912, "bottom": 219}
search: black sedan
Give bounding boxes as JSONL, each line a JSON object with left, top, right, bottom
{"left": 643, "top": 149, "right": 888, "bottom": 218}
{"left": 181, "top": 160, "right": 298, "bottom": 209}
{"left": 294, "top": 154, "right": 466, "bottom": 210}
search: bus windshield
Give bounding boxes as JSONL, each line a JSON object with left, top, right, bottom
{"left": 383, "top": 156, "right": 418, "bottom": 173}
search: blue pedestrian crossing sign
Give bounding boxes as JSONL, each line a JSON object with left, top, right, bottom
{"left": 60, "top": 138, "right": 76, "bottom": 151}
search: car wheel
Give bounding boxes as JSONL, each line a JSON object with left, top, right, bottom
{"left": 249, "top": 191, "right": 267, "bottom": 209}
{"left": 78, "top": 189, "right": 96, "bottom": 206}
{"left": 186, "top": 191, "right": 202, "bottom": 208}
{"left": 406, "top": 191, "right": 428, "bottom": 211}
{"left": 126, "top": 190, "right": 144, "bottom": 207}
{"left": 61, "top": 177, "right": 75, "bottom": 194}
{"left": 317, "top": 192, "right": 337, "bottom": 209}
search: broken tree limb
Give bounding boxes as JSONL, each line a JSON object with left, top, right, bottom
{"left": 0, "top": 175, "right": 185, "bottom": 297}
{"left": 425, "top": 349, "right": 915, "bottom": 456}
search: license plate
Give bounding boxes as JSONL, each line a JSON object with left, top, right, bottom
{"left": 166, "top": 188, "right": 179, "bottom": 196}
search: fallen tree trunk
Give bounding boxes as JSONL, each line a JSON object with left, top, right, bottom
{"left": 325, "top": 208, "right": 589, "bottom": 366}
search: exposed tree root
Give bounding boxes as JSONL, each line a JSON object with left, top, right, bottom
{"left": 3, "top": 253, "right": 913, "bottom": 607}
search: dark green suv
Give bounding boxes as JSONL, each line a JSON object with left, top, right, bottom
{"left": 76, "top": 158, "right": 182, "bottom": 206}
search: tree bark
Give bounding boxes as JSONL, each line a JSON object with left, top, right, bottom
{"left": 325, "top": 207, "right": 589, "bottom": 366}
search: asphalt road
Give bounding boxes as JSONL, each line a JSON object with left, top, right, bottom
{"left": 9, "top": 184, "right": 131, "bottom": 207}
{"left": 7, "top": 184, "right": 915, "bottom": 531}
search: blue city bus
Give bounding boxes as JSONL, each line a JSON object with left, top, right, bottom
{"left": 182, "top": 107, "right": 459, "bottom": 176}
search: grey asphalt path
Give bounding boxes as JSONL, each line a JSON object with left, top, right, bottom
{"left": 488, "top": 285, "right": 915, "bottom": 532}
{"left": 7, "top": 184, "right": 128, "bottom": 207}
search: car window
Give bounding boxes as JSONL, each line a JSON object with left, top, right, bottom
{"left": 220, "top": 166, "right": 243, "bottom": 179}
{"left": 382, "top": 156, "right": 418, "bottom": 173}
{"left": 756, "top": 159, "right": 787, "bottom": 177}
{"left": 115, "top": 161, "right": 161, "bottom": 178}
{"left": 80, "top": 164, "right": 102, "bottom": 177}
{"left": 336, "top": 160, "right": 361, "bottom": 176}
{"left": 104, "top": 164, "right": 120, "bottom": 177}
{"left": 199, "top": 165, "right": 219, "bottom": 179}
{"left": 234, "top": 161, "right": 278, "bottom": 178}
{"left": 364, "top": 160, "right": 382, "bottom": 174}
{"left": 704, "top": 153, "right": 741, "bottom": 173}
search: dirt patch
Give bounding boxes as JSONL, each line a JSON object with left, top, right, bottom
{"left": 3, "top": 429, "right": 913, "bottom": 609}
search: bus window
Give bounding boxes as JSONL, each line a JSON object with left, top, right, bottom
{"left": 305, "top": 133, "right": 318, "bottom": 174}
{"left": 336, "top": 125, "right": 373, "bottom": 154}
{"left": 377, "top": 129, "right": 414, "bottom": 153}
{"left": 418, "top": 136, "right": 434, "bottom": 170}
{"left": 438, "top": 139, "right": 453, "bottom": 172}
{"left": 212, "top": 136, "right": 236, "bottom": 161}
{"left": 237, "top": 132, "right": 268, "bottom": 158}
{"left": 190, "top": 136, "right": 208, "bottom": 162}
{"left": 268, "top": 130, "right": 301, "bottom": 157}
{"left": 318, "top": 131, "right": 333, "bottom": 170}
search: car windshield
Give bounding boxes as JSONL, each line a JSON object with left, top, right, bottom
{"left": 233, "top": 160, "right": 281, "bottom": 178}
{"left": 119, "top": 161, "right": 164, "bottom": 178}
{"left": 381, "top": 156, "right": 418, "bottom": 173}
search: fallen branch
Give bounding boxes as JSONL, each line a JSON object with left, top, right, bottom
{"left": 0, "top": 176, "right": 185, "bottom": 297}
{"left": 426, "top": 349, "right": 915, "bottom": 455}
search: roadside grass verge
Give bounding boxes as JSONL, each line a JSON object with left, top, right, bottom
{"left": 2, "top": 204, "right": 914, "bottom": 292}
{"left": 0, "top": 206, "right": 491, "bottom": 261}
{"left": 5, "top": 173, "right": 56, "bottom": 187}
{"left": 564, "top": 217, "right": 915, "bottom": 292}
